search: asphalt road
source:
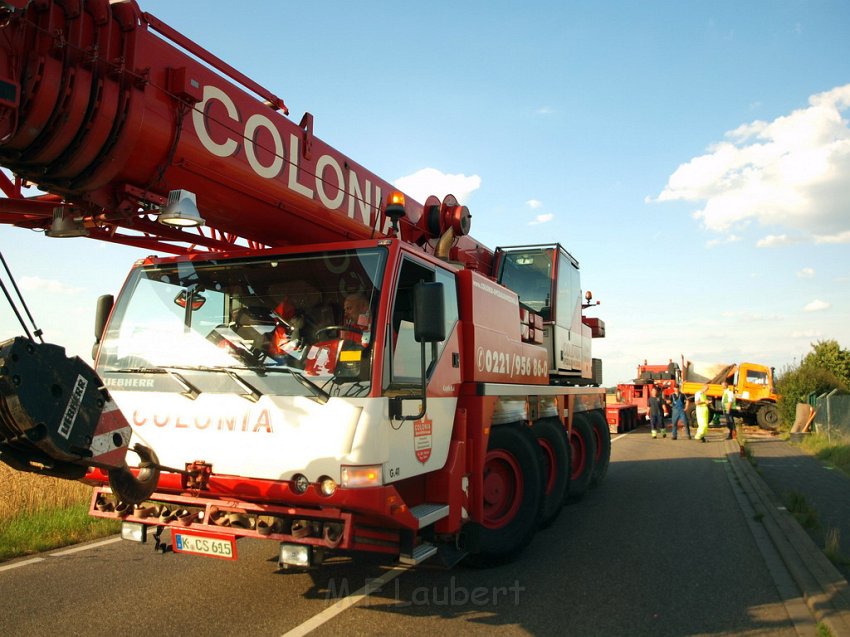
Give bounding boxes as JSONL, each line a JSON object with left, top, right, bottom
{"left": 0, "top": 428, "right": 813, "bottom": 637}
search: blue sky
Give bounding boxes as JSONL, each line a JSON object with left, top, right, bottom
{"left": 1, "top": 0, "right": 848, "bottom": 385}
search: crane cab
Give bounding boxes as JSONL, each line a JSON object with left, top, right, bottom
{"left": 495, "top": 243, "right": 603, "bottom": 385}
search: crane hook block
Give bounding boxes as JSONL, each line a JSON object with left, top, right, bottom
{"left": 0, "top": 336, "right": 137, "bottom": 483}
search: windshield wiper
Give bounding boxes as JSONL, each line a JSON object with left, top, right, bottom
{"left": 262, "top": 367, "right": 330, "bottom": 404}
{"left": 108, "top": 366, "right": 201, "bottom": 400}
{"left": 108, "top": 364, "right": 326, "bottom": 404}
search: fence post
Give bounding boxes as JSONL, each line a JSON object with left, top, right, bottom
{"left": 826, "top": 388, "right": 840, "bottom": 442}
{"left": 817, "top": 392, "right": 829, "bottom": 444}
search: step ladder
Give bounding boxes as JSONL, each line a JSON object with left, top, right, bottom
{"left": 398, "top": 503, "right": 449, "bottom": 565}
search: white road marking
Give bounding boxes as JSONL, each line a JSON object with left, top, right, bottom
{"left": 0, "top": 557, "right": 45, "bottom": 573}
{"left": 0, "top": 536, "right": 122, "bottom": 574}
{"left": 280, "top": 564, "right": 410, "bottom": 637}
{"left": 50, "top": 536, "right": 122, "bottom": 556}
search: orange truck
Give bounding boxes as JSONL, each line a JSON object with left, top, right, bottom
{"left": 681, "top": 361, "right": 780, "bottom": 430}
{"left": 0, "top": 0, "right": 609, "bottom": 569}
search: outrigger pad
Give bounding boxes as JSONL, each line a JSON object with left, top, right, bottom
{"left": 0, "top": 336, "right": 111, "bottom": 475}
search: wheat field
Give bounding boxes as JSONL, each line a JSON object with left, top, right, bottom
{"left": 0, "top": 462, "right": 93, "bottom": 519}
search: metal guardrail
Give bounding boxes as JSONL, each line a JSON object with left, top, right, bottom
{"left": 810, "top": 390, "right": 850, "bottom": 442}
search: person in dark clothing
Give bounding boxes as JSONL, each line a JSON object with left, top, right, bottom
{"left": 649, "top": 386, "right": 666, "bottom": 439}
{"left": 667, "top": 384, "right": 692, "bottom": 440}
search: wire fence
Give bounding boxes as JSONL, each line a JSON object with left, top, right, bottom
{"left": 810, "top": 391, "right": 850, "bottom": 442}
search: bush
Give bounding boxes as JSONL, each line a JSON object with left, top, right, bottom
{"left": 777, "top": 363, "right": 847, "bottom": 431}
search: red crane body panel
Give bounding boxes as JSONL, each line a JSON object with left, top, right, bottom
{"left": 0, "top": 0, "right": 492, "bottom": 271}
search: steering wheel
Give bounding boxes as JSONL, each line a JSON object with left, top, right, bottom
{"left": 314, "top": 324, "right": 364, "bottom": 338}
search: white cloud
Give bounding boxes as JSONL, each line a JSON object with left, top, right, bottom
{"left": 813, "top": 230, "right": 850, "bottom": 244}
{"left": 797, "top": 267, "right": 815, "bottom": 278}
{"left": 535, "top": 106, "right": 555, "bottom": 115}
{"left": 19, "top": 276, "right": 83, "bottom": 295}
{"left": 393, "top": 168, "right": 481, "bottom": 205}
{"left": 654, "top": 83, "right": 850, "bottom": 243}
{"left": 526, "top": 199, "right": 543, "bottom": 209}
{"left": 803, "top": 299, "right": 831, "bottom": 312}
{"left": 791, "top": 329, "right": 822, "bottom": 339}
{"left": 706, "top": 234, "right": 742, "bottom": 247}
{"left": 528, "top": 213, "right": 554, "bottom": 225}
{"left": 756, "top": 234, "right": 797, "bottom": 248}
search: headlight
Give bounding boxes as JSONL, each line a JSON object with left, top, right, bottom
{"left": 121, "top": 522, "right": 147, "bottom": 543}
{"left": 279, "top": 543, "right": 312, "bottom": 568}
{"left": 291, "top": 473, "right": 309, "bottom": 494}
{"left": 319, "top": 476, "right": 337, "bottom": 496}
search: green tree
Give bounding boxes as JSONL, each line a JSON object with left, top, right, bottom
{"left": 802, "top": 339, "right": 850, "bottom": 386}
{"left": 776, "top": 340, "right": 850, "bottom": 429}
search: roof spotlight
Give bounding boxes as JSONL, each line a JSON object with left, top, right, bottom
{"left": 159, "top": 189, "right": 205, "bottom": 227}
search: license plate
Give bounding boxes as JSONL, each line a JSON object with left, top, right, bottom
{"left": 172, "top": 530, "right": 237, "bottom": 560}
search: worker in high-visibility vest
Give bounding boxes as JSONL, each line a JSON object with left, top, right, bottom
{"left": 694, "top": 384, "right": 711, "bottom": 442}
{"left": 721, "top": 380, "right": 737, "bottom": 440}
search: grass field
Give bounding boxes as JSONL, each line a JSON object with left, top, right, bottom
{"left": 0, "top": 463, "right": 119, "bottom": 560}
{"left": 799, "top": 432, "right": 850, "bottom": 478}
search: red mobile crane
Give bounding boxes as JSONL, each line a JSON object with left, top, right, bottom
{"left": 0, "top": 0, "right": 608, "bottom": 567}
{"left": 606, "top": 361, "right": 680, "bottom": 434}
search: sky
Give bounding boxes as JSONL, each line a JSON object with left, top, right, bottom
{"left": 1, "top": 0, "right": 849, "bottom": 385}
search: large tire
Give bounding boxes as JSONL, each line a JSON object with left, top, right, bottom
{"left": 686, "top": 403, "right": 696, "bottom": 428}
{"left": 566, "top": 412, "right": 597, "bottom": 502}
{"left": 588, "top": 409, "right": 611, "bottom": 487}
{"left": 532, "top": 417, "right": 570, "bottom": 528}
{"left": 756, "top": 403, "right": 780, "bottom": 430}
{"left": 468, "top": 424, "right": 543, "bottom": 566}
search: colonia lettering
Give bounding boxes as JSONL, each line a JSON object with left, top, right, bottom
{"left": 192, "top": 85, "right": 393, "bottom": 234}
{"left": 133, "top": 409, "right": 273, "bottom": 433}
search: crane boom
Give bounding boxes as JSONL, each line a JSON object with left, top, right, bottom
{"left": 0, "top": 0, "right": 491, "bottom": 269}
{"left": 0, "top": 0, "right": 609, "bottom": 570}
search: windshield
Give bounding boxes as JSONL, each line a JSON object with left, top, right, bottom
{"left": 98, "top": 248, "right": 386, "bottom": 397}
{"left": 498, "top": 249, "right": 553, "bottom": 319}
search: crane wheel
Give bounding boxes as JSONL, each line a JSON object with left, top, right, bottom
{"left": 466, "top": 423, "right": 543, "bottom": 566}
{"left": 532, "top": 417, "right": 570, "bottom": 528}
{"left": 566, "top": 412, "right": 597, "bottom": 502}
{"left": 107, "top": 444, "right": 161, "bottom": 505}
{"left": 588, "top": 409, "right": 611, "bottom": 487}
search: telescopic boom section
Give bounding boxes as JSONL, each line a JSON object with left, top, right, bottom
{"left": 0, "top": 0, "right": 491, "bottom": 269}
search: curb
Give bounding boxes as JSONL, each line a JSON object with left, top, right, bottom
{"left": 727, "top": 439, "right": 850, "bottom": 635}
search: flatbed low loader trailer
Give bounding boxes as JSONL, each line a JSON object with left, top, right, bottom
{"left": 0, "top": 0, "right": 610, "bottom": 568}
{"left": 605, "top": 361, "right": 680, "bottom": 434}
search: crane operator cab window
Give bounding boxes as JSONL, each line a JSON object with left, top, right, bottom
{"left": 497, "top": 249, "right": 554, "bottom": 320}
{"left": 96, "top": 248, "right": 386, "bottom": 400}
{"left": 384, "top": 259, "right": 458, "bottom": 390}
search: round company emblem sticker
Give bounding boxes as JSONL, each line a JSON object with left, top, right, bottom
{"left": 413, "top": 416, "right": 432, "bottom": 463}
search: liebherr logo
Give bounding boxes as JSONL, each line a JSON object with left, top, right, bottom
{"left": 59, "top": 375, "right": 88, "bottom": 439}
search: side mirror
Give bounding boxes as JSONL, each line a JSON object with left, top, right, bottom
{"left": 93, "top": 294, "right": 114, "bottom": 359}
{"left": 413, "top": 281, "right": 445, "bottom": 343}
{"left": 94, "top": 295, "right": 114, "bottom": 342}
